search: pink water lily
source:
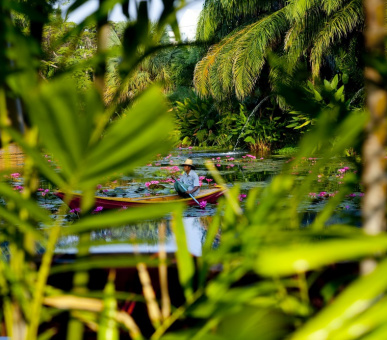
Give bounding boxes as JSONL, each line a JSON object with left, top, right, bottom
{"left": 93, "top": 206, "right": 103, "bottom": 213}
{"left": 199, "top": 201, "right": 207, "bottom": 209}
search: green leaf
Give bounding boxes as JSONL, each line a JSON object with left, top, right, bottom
{"left": 63, "top": 203, "right": 181, "bottom": 235}
{"left": 313, "top": 90, "right": 323, "bottom": 101}
{"left": 291, "top": 259, "right": 387, "bottom": 340}
{"left": 25, "top": 79, "right": 174, "bottom": 190}
{"left": 296, "top": 121, "right": 311, "bottom": 129}
{"left": 171, "top": 206, "right": 195, "bottom": 302}
{"left": 334, "top": 85, "right": 345, "bottom": 101}
{"left": 244, "top": 136, "right": 255, "bottom": 144}
{"left": 255, "top": 235, "right": 387, "bottom": 277}
{"left": 331, "top": 74, "right": 339, "bottom": 89}
{"left": 323, "top": 79, "right": 332, "bottom": 91}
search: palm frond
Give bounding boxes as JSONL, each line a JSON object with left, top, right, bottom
{"left": 197, "top": 0, "right": 284, "bottom": 41}
{"left": 284, "top": 7, "right": 325, "bottom": 72}
{"left": 322, "top": 0, "right": 348, "bottom": 16}
{"left": 286, "top": 0, "right": 321, "bottom": 21}
{"left": 310, "top": 0, "right": 363, "bottom": 77}
{"left": 232, "top": 7, "right": 289, "bottom": 99}
{"left": 194, "top": 31, "right": 245, "bottom": 97}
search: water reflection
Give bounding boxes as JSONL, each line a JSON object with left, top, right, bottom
{"left": 56, "top": 217, "right": 213, "bottom": 257}
{"left": 0, "top": 144, "right": 24, "bottom": 170}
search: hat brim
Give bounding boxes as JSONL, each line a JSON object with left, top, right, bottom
{"left": 181, "top": 163, "right": 195, "bottom": 169}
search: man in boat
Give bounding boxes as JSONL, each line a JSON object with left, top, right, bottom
{"left": 174, "top": 158, "right": 200, "bottom": 197}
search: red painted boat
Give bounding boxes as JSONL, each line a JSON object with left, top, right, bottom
{"left": 54, "top": 186, "right": 226, "bottom": 210}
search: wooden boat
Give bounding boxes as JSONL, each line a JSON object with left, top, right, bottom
{"left": 54, "top": 186, "right": 226, "bottom": 210}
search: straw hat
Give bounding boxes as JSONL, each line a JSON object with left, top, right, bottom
{"left": 181, "top": 158, "right": 195, "bottom": 169}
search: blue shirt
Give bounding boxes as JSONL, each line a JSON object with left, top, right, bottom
{"left": 180, "top": 170, "right": 200, "bottom": 196}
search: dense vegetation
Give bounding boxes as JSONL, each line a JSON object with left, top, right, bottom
{"left": 0, "top": 0, "right": 386, "bottom": 340}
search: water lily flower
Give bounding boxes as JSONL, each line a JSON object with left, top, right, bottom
{"left": 239, "top": 194, "right": 247, "bottom": 201}
{"left": 93, "top": 206, "right": 103, "bottom": 213}
{"left": 199, "top": 201, "right": 207, "bottom": 209}
{"left": 216, "top": 157, "right": 221, "bottom": 160}
{"left": 206, "top": 179, "right": 213, "bottom": 183}
{"left": 216, "top": 164, "right": 221, "bottom": 167}
{"left": 97, "top": 184, "right": 102, "bottom": 189}
{"left": 70, "top": 208, "right": 81, "bottom": 214}
{"left": 10, "top": 173, "right": 20, "bottom": 179}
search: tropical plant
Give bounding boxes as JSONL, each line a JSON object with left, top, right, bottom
{"left": 287, "top": 75, "right": 347, "bottom": 132}
{"left": 174, "top": 95, "right": 218, "bottom": 146}
{"left": 0, "top": 1, "right": 183, "bottom": 339}
{"left": 1, "top": 1, "right": 387, "bottom": 340}
{"left": 194, "top": 0, "right": 365, "bottom": 101}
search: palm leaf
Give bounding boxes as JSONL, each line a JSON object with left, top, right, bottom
{"left": 310, "top": 0, "right": 364, "bottom": 77}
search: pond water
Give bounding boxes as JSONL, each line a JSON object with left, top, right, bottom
{"left": 1, "top": 145, "right": 362, "bottom": 256}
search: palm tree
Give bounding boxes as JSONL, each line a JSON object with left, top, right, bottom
{"left": 194, "top": 0, "right": 365, "bottom": 101}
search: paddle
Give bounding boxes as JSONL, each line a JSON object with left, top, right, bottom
{"left": 171, "top": 176, "right": 202, "bottom": 207}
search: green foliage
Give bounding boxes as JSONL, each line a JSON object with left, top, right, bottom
{"left": 287, "top": 75, "right": 347, "bottom": 131}
{"left": 174, "top": 95, "right": 218, "bottom": 147}
{"left": 195, "top": 0, "right": 364, "bottom": 101}
{"left": 1, "top": 1, "right": 387, "bottom": 340}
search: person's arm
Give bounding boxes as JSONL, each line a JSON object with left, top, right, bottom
{"left": 187, "top": 186, "right": 200, "bottom": 194}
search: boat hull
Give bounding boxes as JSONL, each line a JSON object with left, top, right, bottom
{"left": 54, "top": 187, "right": 225, "bottom": 210}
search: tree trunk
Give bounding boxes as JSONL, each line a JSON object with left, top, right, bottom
{"left": 361, "top": 0, "right": 387, "bottom": 274}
